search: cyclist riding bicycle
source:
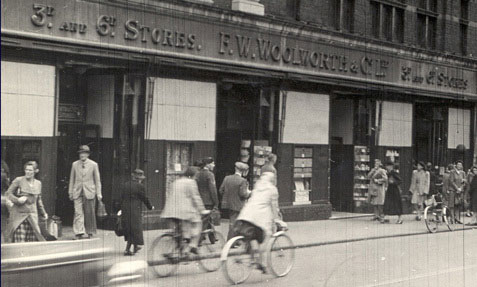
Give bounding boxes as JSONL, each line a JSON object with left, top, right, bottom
{"left": 233, "top": 172, "right": 287, "bottom": 273}
{"left": 161, "top": 166, "right": 209, "bottom": 255}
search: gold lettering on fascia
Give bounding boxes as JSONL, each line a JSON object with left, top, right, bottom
{"left": 401, "top": 66, "right": 468, "bottom": 90}
{"left": 219, "top": 32, "right": 389, "bottom": 78}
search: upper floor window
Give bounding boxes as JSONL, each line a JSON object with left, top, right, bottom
{"left": 461, "top": 0, "right": 469, "bottom": 19}
{"left": 418, "top": 0, "right": 437, "bottom": 12}
{"left": 370, "top": 1, "right": 405, "bottom": 43}
{"left": 417, "top": 13, "right": 436, "bottom": 49}
{"left": 285, "top": 0, "right": 301, "bottom": 20}
{"left": 460, "top": 0, "right": 469, "bottom": 55}
{"left": 331, "top": 0, "right": 355, "bottom": 33}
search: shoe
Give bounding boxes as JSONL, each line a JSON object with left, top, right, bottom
{"left": 380, "top": 219, "right": 390, "bottom": 224}
{"left": 87, "top": 234, "right": 93, "bottom": 239}
{"left": 133, "top": 246, "right": 142, "bottom": 253}
{"left": 465, "top": 212, "right": 472, "bottom": 217}
{"left": 415, "top": 216, "right": 422, "bottom": 221}
{"left": 396, "top": 220, "right": 403, "bottom": 224}
{"left": 124, "top": 250, "right": 134, "bottom": 256}
{"left": 189, "top": 247, "right": 199, "bottom": 255}
{"left": 371, "top": 217, "right": 378, "bottom": 221}
{"left": 255, "top": 263, "right": 267, "bottom": 274}
{"left": 74, "top": 234, "right": 84, "bottom": 240}
{"left": 455, "top": 219, "right": 463, "bottom": 224}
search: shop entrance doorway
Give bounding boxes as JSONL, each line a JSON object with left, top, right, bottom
{"left": 329, "top": 97, "right": 354, "bottom": 212}
{"left": 414, "top": 103, "right": 447, "bottom": 167}
{"left": 215, "top": 83, "right": 279, "bottom": 210}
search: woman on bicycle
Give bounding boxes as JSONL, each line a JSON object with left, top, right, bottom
{"left": 234, "top": 172, "right": 285, "bottom": 273}
{"left": 161, "top": 166, "right": 207, "bottom": 255}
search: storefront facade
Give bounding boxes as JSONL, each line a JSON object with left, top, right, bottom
{"left": 2, "top": 0, "right": 476, "bottom": 223}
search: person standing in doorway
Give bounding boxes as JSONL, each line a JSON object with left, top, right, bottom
{"left": 120, "top": 169, "right": 154, "bottom": 256}
{"left": 409, "top": 161, "right": 430, "bottom": 221}
{"left": 220, "top": 162, "right": 251, "bottom": 240}
{"left": 449, "top": 160, "right": 467, "bottom": 224}
{"left": 1, "top": 160, "right": 12, "bottom": 242}
{"left": 382, "top": 161, "right": 403, "bottom": 224}
{"left": 68, "top": 145, "right": 102, "bottom": 239}
{"left": 442, "top": 164, "right": 454, "bottom": 212}
{"left": 465, "top": 167, "right": 475, "bottom": 218}
{"left": 367, "top": 159, "right": 388, "bottom": 222}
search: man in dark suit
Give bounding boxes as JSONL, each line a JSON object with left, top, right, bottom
{"left": 68, "top": 145, "right": 102, "bottom": 239}
{"left": 219, "top": 162, "right": 250, "bottom": 240}
{"left": 195, "top": 157, "right": 219, "bottom": 211}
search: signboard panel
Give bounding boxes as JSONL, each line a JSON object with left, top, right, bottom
{"left": 2, "top": 0, "right": 476, "bottom": 97}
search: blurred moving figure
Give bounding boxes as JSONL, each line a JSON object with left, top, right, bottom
{"left": 409, "top": 161, "right": 429, "bottom": 221}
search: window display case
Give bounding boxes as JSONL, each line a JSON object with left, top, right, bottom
{"left": 353, "top": 146, "right": 370, "bottom": 209}
{"left": 293, "top": 146, "right": 313, "bottom": 205}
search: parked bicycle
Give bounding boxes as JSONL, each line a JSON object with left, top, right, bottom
{"left": 148, "top": 212, "right": 225, "bottom": 277}
{"left": 424, "top": 193, "right": 454, "bottom": 233}
{"left": 221, "top": 223, "right": 295, "bottom": 285}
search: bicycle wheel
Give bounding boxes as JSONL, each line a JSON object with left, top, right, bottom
{"left": 148, "top": 233, "right": 180, "bottom": 277}
{"left": 442, "top": 206, "right": 454, "bottom": 231}
{"left": 424, "top": 206, "right": 439, "bottom": 233}
{"left": 267, "top": 233, "right": 295, "bottom": 277}
{"left": 221, "top": 236, "right": 253, "bottom": 285}
{"left": 198, "top": 230, "right": 225, "bottom": 272}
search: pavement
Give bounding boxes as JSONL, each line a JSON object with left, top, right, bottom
{"left": 58, "top": 212, "right": 477, "bottom": 257}
{"left": 53, "top": 213, "right": 477, "bottom": 286}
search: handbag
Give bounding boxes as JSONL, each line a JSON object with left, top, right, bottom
{"left": 96, "top": 200, "right": 108, "bottom": 218}
{"left": 114, "top": 216, "right": 124, "bottom": 237}
{"left": 211, "top": 209, "right": 221, "bottom": 226}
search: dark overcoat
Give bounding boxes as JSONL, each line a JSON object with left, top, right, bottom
{"left": 121, "top": 180, "right": 152, "bottom": 245}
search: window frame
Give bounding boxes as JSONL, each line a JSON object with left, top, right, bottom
{"left": 370, "top": 1, "right": 405, "bottom": 44}
{"left": 331, "top": 0, "right": 355, "bottom": 33}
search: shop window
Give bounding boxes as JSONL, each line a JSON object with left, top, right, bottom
{"left": 166, "top": 142, "right": 192, "bottom": 191}
{"left": 331, "top": 0, "right": 355, "bottom": 33}
{"left": 282, "top": 92, "right": 329, "bottom": 145}
{"left": 370, "top": 2, "right": 405, "bottom": 43}
{"left": 293, "top": 147, "right": 313, "bottom": 205}
{"left": 147, "top": 78, "right": 216, "bottom": 141}
{"left": 448, "top": 108, "right": 470, "bottom": 149}
{"left": 1, "top": 140, "right": 42, "bottom": 179}
{"left": 377, "top": 101, "right": 412, "bottom": 147}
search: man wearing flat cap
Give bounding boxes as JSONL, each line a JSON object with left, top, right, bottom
{"left": 68, "top": 145, "right": 102, "bottom": 239}
{"left": 219, "top": 162, "right": 251, "bottom": 240}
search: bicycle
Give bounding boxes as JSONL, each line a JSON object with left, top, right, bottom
{"left": 424, "top": 193, "right": 454, "bottom": 233}
{"left": 221, "top": 223, "right": 295, "bottom": 285}
{"left": 148, "top": 212, "right": 225, "bottom": 277}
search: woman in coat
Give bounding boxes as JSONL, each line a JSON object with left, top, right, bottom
{"left": 466, "top": 166, "right": 477, "bottom": 225}
{"left": 409, "top": 161, "right": 429, "bottom": 221}
{"left": 5, "top": 162, "right": 47, "bottom": 243}
{"left": 121, "top": 169, "right": 153, "bottom": 256}
{"left": 161, "top": 167, "right": 206, "bottom": 254}
{"left": 383, "top": 161, "right": 403, "bottom": 224}
{"left": 367, "top": 159, "right": 388, "bottom": 222}
{"left": 449, "top": 161, "right": 467, "bottom": 224}
{"left": 235, "top": 172, "right": 285, "bottom": 273}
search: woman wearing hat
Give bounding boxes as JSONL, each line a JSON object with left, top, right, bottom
{"left": 409, "top": 161, "right": 430, "bottom": 221}
{"left": 382, "top": 161, "right": 403, "bottom": 224}
{"left": 449, "top": 160, "right": 467, "bottom": 224}
{"left": 120, "top": 169, "right": 154, "bottom": 255}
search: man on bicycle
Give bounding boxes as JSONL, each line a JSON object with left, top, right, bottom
{"left": 234, "top": 172, "right": 286, "bottom": 273}
{"left": 161, "top": 167, "right": 208, "bottom": 255}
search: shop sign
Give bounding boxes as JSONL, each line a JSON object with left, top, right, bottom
{"left": 1, "top": 0, "right": 475, "bottom": 96}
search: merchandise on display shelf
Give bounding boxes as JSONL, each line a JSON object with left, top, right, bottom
{"left": 353, "top": 146, "right": 370, "bottom": 206}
